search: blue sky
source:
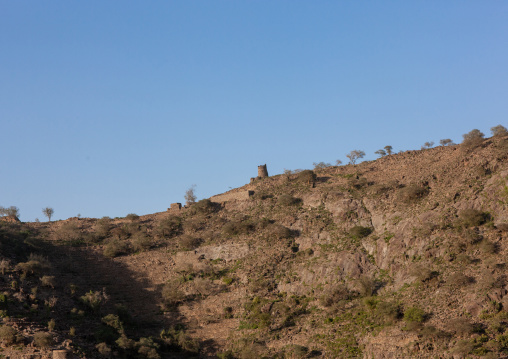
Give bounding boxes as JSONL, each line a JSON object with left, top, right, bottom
{"left": 1, "top": 1, "right": 507, "bottom": 221}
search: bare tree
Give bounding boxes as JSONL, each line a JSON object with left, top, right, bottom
{"left": 185, "top": 185, "right": 197, "bottom": 205}
{"left": 335, "top": 159, "right": 343, "bottom": 166}
{"left": 346, "top": 150, "right": 365, "bottom": 165}
{"left": 42, "top": 207, "right": 54, "bottom": 222}
{"left": 384, "top": 146, "right": 393, "bottom": 155}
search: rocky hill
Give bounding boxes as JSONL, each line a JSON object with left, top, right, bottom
{"left": 0, "top": 132, "right": 507, "bottom": 358}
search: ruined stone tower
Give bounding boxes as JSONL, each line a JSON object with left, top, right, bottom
{"left": 258, "top": 164, "right": 268, "bottom": 178}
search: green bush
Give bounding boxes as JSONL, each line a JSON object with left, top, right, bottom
{"left": 403, "top": 306, "right": 426, "bottom": 323}
{"left": 375, "top": 301, "right": 400, "bottom": 323}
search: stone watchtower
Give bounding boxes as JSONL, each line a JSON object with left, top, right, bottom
{"left": 258, "top": 164, "right": 268, "bottom": 178}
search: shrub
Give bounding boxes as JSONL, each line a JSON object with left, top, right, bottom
{"left": 375, "top": 301, "right": 400, "bottom": 323}
{"left": 403, "top": 306, "right": 426, "bottom": 323}
{"left": 96, "top": 342, "right": 112, "bottom": 357}
{"left": 349, "top": 226, "right": 372, "bottom": 238}
{"left": 346, "top": 150, "right": 365, "bottom": 165}
{"left": 421, "top": 141, "right": 434, "bottom": 149}
{"left": 157, "top": 216, "right": 181, "bottom": 238}
{"left": 80, "top": 290, "right": 107, "bottom": 313}
{"left": 440, "top": 138, "right": 454, "bottom": 146}
{"left": 462, "top": 129, "right": 485, "bottom": 147}
{"left": 125, "top": 213, "right": 140, "bottom": 222}
{"left": 297, "top": 170, "right": 317, "bottom": 187}
{"left": 131, "top": 232, "right": 153, "bottom": 252}
{"left": 0, "top": 325, "right": 16, "bottom": 345}
{"left": 136, "top": 337, "right": 161, "bottom": 359}
{"left": 491, "top": 124, "right": 508, "bottom": 137}
{"left": 0, "top": 259, "right": 10, "bottom": 275}
{"left": 116, "top": 334, "right": 135, "bottom": 350}
{"left": 268, "top": 223, "right": 293, "bottom": 239}
{"left": 53, "top": 221, "right": 82, "bottom": 242}
{"left": 320, "top": 285, "right": 353, "bottom": 307}
{"left": 16, "top": 253, "right": 51, "bottom": 275}
{"left": 103, "top": 239, "right": 128, "bottom": 257}
{"left": 94, "top": 217, "right": 112, "bottom": 239}
{"left": 102, "top": 314, "right": 123, "bottom": 333}
{"left": 357, "top": 275, "right": 375, "bottom": 297}
{"left": 162, "top": 281, "right": 185, "bottom": 309}
{"left": 0, "top": 206, "right": 20, "bottom": 219}
{"left": 189, "top": 198, "right": 217, "bottom": 215}
{"left": 223, "top": 221, "right": 255, "bottom": 236}
{"left": 448, "top": 272, "right": 474, "bottom": 287}
{"left": 40, "top": 275, "right": 56, "bottom": 288}
{"left": 459, "top": 208, "right": 488, "bottom": 227}
{"left": 48, "top": 319, "right": 56, "bottom": 331}
{"left": 313, "top": 162, "right": 331, "bottom": 170}
{"left": 33, "top": 332, "right": 53, "bottom": 347}
{"left": 398, "top": 184, "right": 429, "bottom": 203}
{"left": 277, "top": 194, "right": 301, "bottom": 206}
{"left": 179, "top": 235, "right": 202, "bottom": 251}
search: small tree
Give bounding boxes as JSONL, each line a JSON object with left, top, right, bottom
{"left": 184, "top": 185, "right": 197, "bottom": 205}
{"left": 422, "top": 141, "right": 434, "bottom": 149}
{"left": 335, "top": 159, "right": 342, "bottom": 166}
{"left": 0, "top": 206, "right": 19, "bottom": 219}
{"left": 375, "top": 149, "right": 386, "bottom": 157}
{"left": 346, "top": 150, "right": 365, "bottom": 165}
{"left": 42, "top": 207, "right": 54, "bottom": 222}
{"left": 491, "top": 125, "right": 508, "bottom": 137}
{"left": 439, "top": 139, "right": 454, "bottom": 146}
{"left": 384, "top": 146, "right": 393, "bottom": 155}
{"left": 313, "top": 162, "right": 331, "bottom": 170}
{"left": 462, "top": 129, "right": 484, "bottom": 147}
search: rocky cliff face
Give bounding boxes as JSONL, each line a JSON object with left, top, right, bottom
{"left": 1, "top": 135, "right": 507, "bottom": 358}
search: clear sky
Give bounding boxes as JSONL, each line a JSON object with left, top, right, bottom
{"left": 1, "top": 1, "right": 507, "bottom": 222}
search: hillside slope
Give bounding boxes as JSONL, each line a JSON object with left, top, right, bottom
{"left": 1, "top": 134, "right": 508, "bottom": 358}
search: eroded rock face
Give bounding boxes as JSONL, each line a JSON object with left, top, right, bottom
{"left": 175, "top": 243, "right": 250, "bottom": 267}
{"left": 278, "top": 251, "right": 374, "bottom": 295}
